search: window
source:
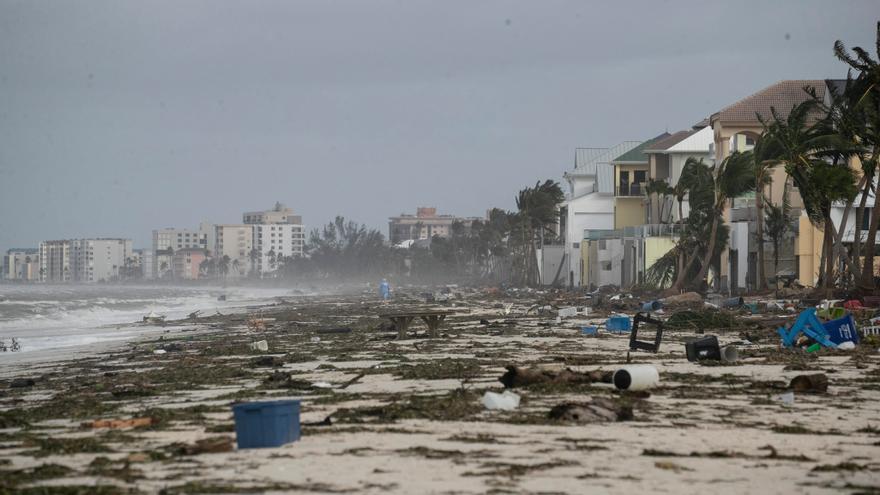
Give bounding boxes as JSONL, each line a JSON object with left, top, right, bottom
{"left": 601, "top": 261, "right": 612, "bottom": 271}
{"left": 634, "top": 170, "right": 646, "bottom": 184}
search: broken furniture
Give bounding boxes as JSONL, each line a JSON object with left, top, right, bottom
{"left": 379, "top": 310, "right": 452, "bottom": 339}
{"left": 777, "top": 308, "right": 838, "bottom": 348}
{"left": 629, "top": 312, "right": 663, "bottom": 353}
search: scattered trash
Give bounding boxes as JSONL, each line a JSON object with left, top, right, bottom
{"left": 776, "top": 391, "right": 795, "bottom": 406}
{"left": 581, "top": 325, "right": 597, "bottom": 336}
{"left": 722, "top": 296, "right": 744, "bottom": 308}
{"left": 843, "top": 299, "right": 863, "bottom": 310}
{"left": 685, "top": 335, "right": 721, "bottom": 362}
{"left": 837, "top": 341, "right": 856, "bottom": 350}
{"left": 778, "top": 308, "right": 837, "bottom": 349}
{"left": 250, "top": 356, "right": 283, "bottom": 367}
{"left": 153, "top": 349, "right": 167, "bottom": 355}
{"left": 250, "top": 340, "right": 269, "bottom": 352}
{"left": 501, "top": 303, "right": 514, "bottom": 315}
{"left": 311, "top": 381, "right": 333, "bottom": 389}
{"left": 188, "top": 310, "right": 202, "bottom": 319}
{"left": 629, "top": 312, "right": 664, "bottom": 353}
{"left": 482, "top": 391, "right": 520, "bottom": 411}
{"left": 232, "top": 400, "right": 301, "bottom": 449}
{"left": 662, "top": 292, "right": 703, "bottom": 305}
{"left": 0, "top": 338, "right": 21, "bottom": 352}
{"left": 789, "top": 373, "right": 828, "bottom": 394}
{"left": 217, "top": 294, "right": 227, "bottom": 301}
{"left": 823, "top": 314, "right": 859, "bottom": 346}
{"left": 721, "top": 345, "right": 739, "bottom": 363}
{"left": 606, "top": 315, "right": 632, "bottom": 333}
{"left": 640, "top": 300, "right": 663, "bottom": 312}
{"left": 499, "top": 366, "right": 610, "bottom": 388}
{"left": 310, "top": 337, "right": 321, "bottom": 343}
{"left": 557, "top": 307, "right": 578, "bottom": 318}
{"left": 175, "top": 436, "right": 235, "bottom": 455}
{"left": 612, "top": 365, "right": 659, "bottom": 391}
{"left": 548, "top": 397, "right": 632, "bottom": 422}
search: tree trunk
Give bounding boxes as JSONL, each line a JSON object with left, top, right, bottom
{"left": 860, "top": 201, "right": 880, "bottom": 290}
{"left": 823, "top": 217, "right": 835, "bottom": 291}
{"left": 838, "top": 175, "right": 868, "bottom": 286}
{"left": 755, "top": 189, "right": 767, "bottom": 290}
{"left": 671, "top": 246, "right": 700, "bottom": 292}
{"left": 693, "top": 215, "right": 720, "bottom": 290}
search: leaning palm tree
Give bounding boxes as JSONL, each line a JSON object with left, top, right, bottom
{"left": 691, "top": 151, "right": 755, "bottom": 289}
{"left": 750, "top": 136, "right": 784, "bottom": 291}
{"left": 764, "top": 184, "right": 794, "bottom": 294}
{"left": 513, "top": 180, "right": 565, "bottom": 286}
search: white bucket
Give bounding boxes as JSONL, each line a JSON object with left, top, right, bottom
{"left": 612, "top": 364, "right": 660, "bottom": 391}
{"left": 720, "top": 346, "right": 739, "bottom": 363}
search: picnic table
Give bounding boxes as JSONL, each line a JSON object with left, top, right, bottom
{"left": 379, "top": 310, "right": 452, "bottom": 339}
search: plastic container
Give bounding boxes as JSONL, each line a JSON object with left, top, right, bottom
{"left": 823, "top": 314, "right": 859, "bottom": 345}
{"left": 606, "top": 316, "right": 632, "bottom": 333}
{"left": 482, "top": 391, "right": 520, "bottom": 411}
{"left": 685, "top": 335, "right": 721, "bottom": 361}
{"left": 581, "top": 325, "right": 597, "bottom": 336}
{"left": 612, "top": 365, "right": 660, "bottom": 391}
{"left": 720, "top": 345, "right": 739, "bottom": 363}
{"left": 232, "top": 400, "right": 300, "bottom": 449}
{"left": 640, "top": 301, "right": 663, "bottom": 312}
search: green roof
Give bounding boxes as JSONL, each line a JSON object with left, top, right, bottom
{"left": 612, "top": 133, "right": 670, "bottom": 163}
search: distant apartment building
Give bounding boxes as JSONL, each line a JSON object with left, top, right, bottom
{"left": 388, "top": 207, "right": 481, "bottom": 245}
{"left": 243, "top": 202, "right": 303, "bottom": 225}
{"left": 151, "top": 226, "right": 211, "bottom": 278}
{"left": 3, "top": 249, "right": 39, "bottom": 281}
{"left": 253, "top": 224, "right": 305, "bottom": 274}
{"left": 215, "top": 224, "right": 254, "bottom": 277}
{"left": 131, "top": 249, "right": 152, "bottom": 280}
{"left": 172, "top": 248, "right": 208, "bottom": 280}
{"left": 39, "top": 240, "right": 71, "bottom": 282}
{"left": 244, "top": 203, "right": 305, "bottom": 275}
{"left": 69, "top": 239, "right": 133, "bottom": 283}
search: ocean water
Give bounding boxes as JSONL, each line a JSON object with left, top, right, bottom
{"left": 0, "top": 285, "right": 298, "bottom": 354}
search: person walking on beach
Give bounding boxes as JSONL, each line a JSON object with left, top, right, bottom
{"left": 379, "top": 278, "right": 391, "bottom": 302}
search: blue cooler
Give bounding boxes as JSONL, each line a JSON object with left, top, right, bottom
{"left": 606, "top": 316, "right": 632, "bottom": 333}
{"left": 232, "top": 400, "right": 300, "bottom": 449}
{"left": 823, "top": 314, "right": 859, "bottom": 345}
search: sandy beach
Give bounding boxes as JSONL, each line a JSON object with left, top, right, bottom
{"left": 1, "top": 286, "right": 879, "bottom": 494}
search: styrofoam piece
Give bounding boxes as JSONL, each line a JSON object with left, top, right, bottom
{"left": 250, "top": 340, "right": 269, "bottom": 352}
{"left": 482, "top": 391, "right": 520, "bottom": 411}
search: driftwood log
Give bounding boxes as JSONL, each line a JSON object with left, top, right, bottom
{"left": 548, "top": 398, "right": 633, "bottom": 423}
{"left": 788, "top": 373, "right": 828, "bottom": 394}
{"left": 499, "top": 366, "right": 612, "bottom": 388}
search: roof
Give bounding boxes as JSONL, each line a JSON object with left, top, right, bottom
{"left": 710, "top": 80, "right": 826, "bottom": 125}
{"left": 644, "top": 130, "right": 695, "bottom": 153}
{"left": 572, "top": 142, "right": 641, "bottom": 175}
{"left": 612, "top": 133, "right": 670, "bottom": 164}
{"left": 664, "top": 126, "right": 714, "bottom": 154}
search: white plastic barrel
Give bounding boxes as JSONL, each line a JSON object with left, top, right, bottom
{"left": 612, "top": 364, "right": 660, "bottom": 391}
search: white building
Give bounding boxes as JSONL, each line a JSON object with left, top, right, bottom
{"left": 253, "top": 224, "right": 305, "bottom": 275}
{"left": 69, "top": 239, "right": 133, "bottom": 283}
{"left": 3, "top": 249, "right": 39, "bottom": 281}
{"left": 243, "top": 203, "right": 306, "bottom": 276}
{"left": 561, "top": 142, "right": 639, "bottom": 287}
{"left": 39, "top": 240, "right": 71, "bottom": 282}
{"left": 151, "top": 225, "right": 211, "bottom": 278}
{"left": 215, "top": 224, "right": 254, "bottom": 277}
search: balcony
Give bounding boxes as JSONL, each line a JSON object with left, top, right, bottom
{"left": 616, "top": 183, "right": 645, "bottom": 197}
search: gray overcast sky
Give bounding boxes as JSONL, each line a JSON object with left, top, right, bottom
{"left": 0, "top": 1, "right": 877, "bottom": 250}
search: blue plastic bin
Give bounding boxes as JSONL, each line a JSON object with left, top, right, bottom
{"left": 232, "top": 400, "right": 300, "bottom": 449}
{"left": 606, "top": 316, "right": 632, "bottom": 333}
{"left": 823, "top": 314, "right": 859, "bottom": 345}
{"left": 581, "top": 325, "right": 597, "bottom": 335}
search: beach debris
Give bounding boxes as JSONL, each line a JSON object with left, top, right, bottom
{"left": 310, "top": 336, "right": 321, "bottom": 343}
{"left": 581, "top": 325, "right": 598, "bottom": 336}
{"left": 557, "top": 307, "right": 578, "bottom": 318}
{"left": 187, "top": 310, "right": 202, "bottom": 319}
{"left": 217, "top": 294, "right": 227, "bottom": 301}
{"left": 641, "top": 300, "right": 663, "bottom": 312}
{"left": 548, "top": 398, "right": 633, "bottom": 422}
{"left": 86, "top": 417, "right": 154, "bottom": 429}
{"left": 250, "top": 355, "right": 283, "bottom": 367}
{"left": 153, "top": 349, "right": 167, "bottom": 355}
{"left": 662, "top": 292, "right": 703, "bottom": 306}
{"left": 160, "top": 343, "right": 184, "bottom": 352}
{"left": 778, "top": 308, "right": 837, "bottom": 348}
{"left": 685, "top": 335, "right": 721, "bottom": 361}
{"left": 837, "top": 340, "right": 856, "bottom": 350}
{"left": 311, "top": 381, "right": 333, "bottom": 389}
{"left": 143, "top": 311, "right": 166, "bottom": 324}
{"left": 502, "top": 303, "right": 514, "bottom": 315}
{"left": 250, "top": 340, "right": 269, "bottom": 352}
{"left": 722, "top": 296, "right": 744, "bottom": 308}
{"left": 720, "top": 345, "right": 739, "bottom": 363}
{"left": 789, "top": 373, "right": 828, "bottom": 394}
{"left": 247, "top": 316, "right": 275, "bottom": 331}
{"left": 606, "top": 315, "right": 632, "bottom": 333}
{"left": 629, "top": 312, "right": 664, "bottom": 353}
{"left": 823, "top": 314, "right": 860, "bottom": 346}
{"left": 499, "top": 366, "right": 610, "bottom": 388}
{"left": 612, "top": 365, "right": 659, "bottom": 391}
{"left": 339, "top": 373, "right": 366, "bottom": 390}
{"left": 0, "top": 338, "right": 21, "bottom": 352}
{"left": 776, "top": 391, "right": 795, "bottom": 406}
{"left": 482, "top": 391, "right": 520, "bottom": 411}
{"left": 9, "top": 378, "right": 35, "bottom": 388}
{"left": 174, "top": 436, "right": 234, "bottom": 456}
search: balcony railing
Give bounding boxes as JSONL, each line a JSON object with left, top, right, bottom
{"left": 616, "top": 183, "right": 645, "bottom": 197}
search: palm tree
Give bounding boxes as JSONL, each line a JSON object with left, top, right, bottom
{"left": 231, "top": 258, "right": 241, "bottom": 277}
{"left": 691, "top": 151, "right": 755, "bottom": 289}
{"left": 248, "top": 248, "right": 260, "bottom": 277}
{"left": 751, "top": 136, "right": 782, "bottom": 290}
{"left": 668, "top": 158, "right": 714, "bottom": 292}
{"left": 765, "top": 184, "right": 794, "bottom": 295}
{"left": 218, "top": 255, "right": 230, "bottom": 280}
{"left": 513, "top": 180, "right": 565, "bottom": 285}
{"left": 645, "top": 179, "right": 674, "bottom": 224}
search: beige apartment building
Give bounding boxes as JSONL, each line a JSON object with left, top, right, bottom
{"left": 214, "top": 224, "right": 254, "bottom": 277}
